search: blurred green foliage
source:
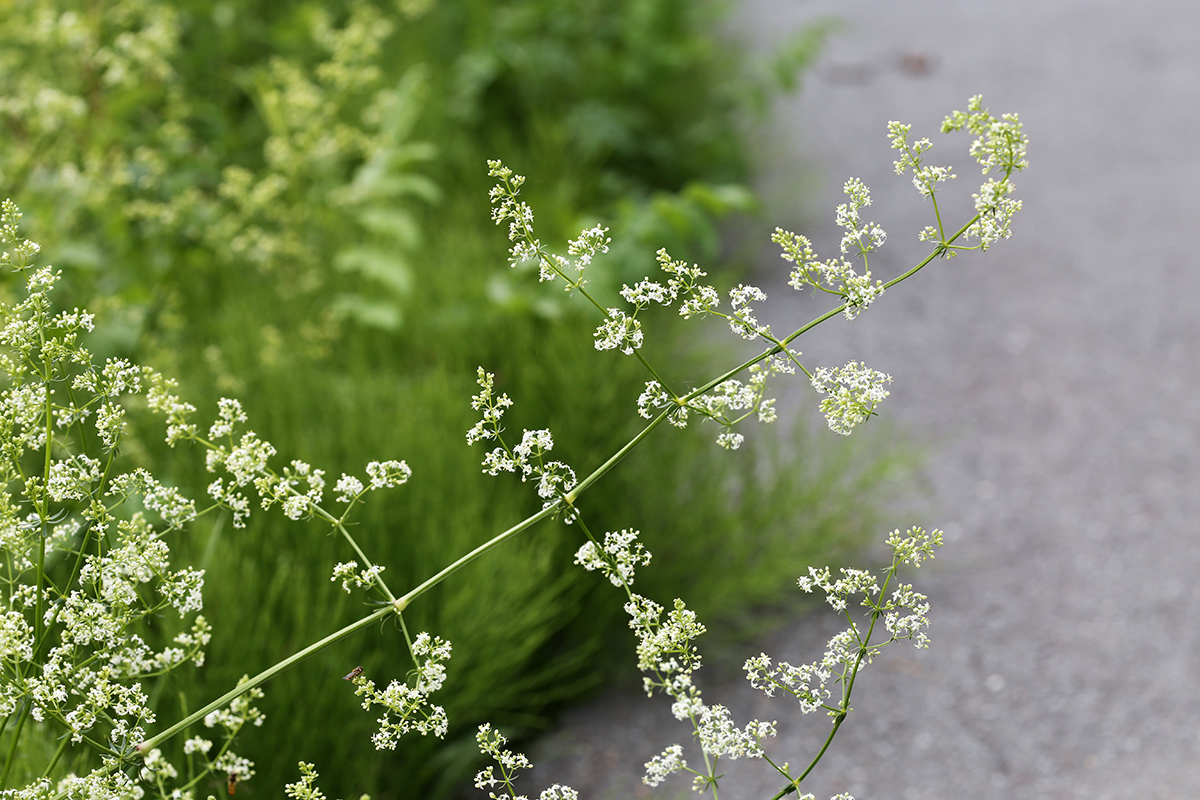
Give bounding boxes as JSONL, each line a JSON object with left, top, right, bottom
{"left": 0, "top": 1, "right": 898, "bottom": 797}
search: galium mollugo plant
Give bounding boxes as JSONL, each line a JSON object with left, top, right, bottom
{"left": 0, "top": 94, "right": 1025, "bottom": 800}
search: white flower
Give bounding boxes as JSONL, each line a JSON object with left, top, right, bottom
{"left": 365, "top": 460, "right": 411, "bottom": 489}
{"left": 620, "top": 278, "right": 674, "bottom": 308}
{"left": 331, "top": 561, "right": 385, "bottom": 593}
{"left": 593, "top": 308, "right": 643, "bottom": 354}
{"left": 697, "top": 704, "right": 775, "bottom": 759}
{"left": 636, "top": 380, "right": 671, "bottom": 420}
{"left": 208, "top": 397, "right": 248, "bottom": 440}
{"left": 335, "top": 473, "right": 365, "bottom": 502}
{"left": 810, "top": 361, "right": 892, "bottom": 435}
{"left": 360, "top": 634, "right": 452, "bottom": 747}
{"left": 643, "top": 744, "right": 686, "bottom": 787}
{"left": 574, "top": 529, "right": 651, "bottom": 587}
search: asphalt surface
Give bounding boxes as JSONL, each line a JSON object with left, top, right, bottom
{"left": 525, "top": 2, "right": 1200, "bottom": 798}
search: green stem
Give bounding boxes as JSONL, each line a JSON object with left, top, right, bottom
{"left": 566, "top": 408, "right": 670, "bottom": 502}
{"left": 768, "top": 599, "right": 887, "bottom": 800}
{"left": 395, "top": 501, "right": 564, "bottom": 609}
{"left": 768, "top": 709, "right": 848, "bottom": 800}
{"left": 329, "top": 516, "right": 397, "bottom": 604}
{"left": 131, "top": 603, "right": 394, "bottom": 757}
{"left": 0, "top": 701, "right": 31, "bottom": 791}
{"left": 41, "top": 732, "right": 70, "bottom": 779}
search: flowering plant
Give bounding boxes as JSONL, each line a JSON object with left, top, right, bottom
{"left": 0, "top": 95, "right": 1025, "bottom": 799}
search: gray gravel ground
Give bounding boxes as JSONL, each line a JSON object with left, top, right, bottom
{"left": 525, "top": 1, "right": 1200, "bottom": 798}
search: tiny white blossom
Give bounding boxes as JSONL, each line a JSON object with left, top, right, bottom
{"left": 810, "top": 361, "right": 892, "bottom": 435}
{"left": 358, "top": 633, "right": 452, "bottom": 747}
{"left": 183, "top": 736, "right": 213, "bottom": 755}
{"left": 574, "top": 529, "right": 652, "bottom": 587}
{"left": 467, "top": 367, "right": 513, "bottom": 445}
{"left": 331, "top": 561, "right": 385, "bottom": 593}
{"left": 366, "top": 460, "right": 411, "bottom": 489}
{"left": 208, "top": 397, "right": 248, "bottom": 440}
{"left": 620, "top": 278, "right": 674, "bottom": 308}
{"left": 636, "top": 380, "right": 672, "bottom": 420}
{"left": 593, "top": 308, "right": 643, "bottom": 354}
{"left": 697, "top": 704, "right": 776, "bottom": 759}
{"left": 335, "top": 474, "right": 365, "bottom": 502}
{"left": 643, "top": 744, "right": 686, "bottom": 787}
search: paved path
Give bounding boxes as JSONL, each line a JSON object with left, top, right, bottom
{"left": 528, "top": 2, "right": 1200, "bottom": 798}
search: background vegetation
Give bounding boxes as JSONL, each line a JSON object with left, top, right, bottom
{"left": 0, "top": 1, "right": 897, "bottom": 796}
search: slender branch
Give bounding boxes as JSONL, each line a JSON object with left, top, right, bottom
{"left": 0, "top": 702, "right": 30, "bottom": 790}
{"left": 131, "top": 603, "right": 394, "bottom": 757}
{"left": 396, "top": 500, "right": 566, "bottom": 609}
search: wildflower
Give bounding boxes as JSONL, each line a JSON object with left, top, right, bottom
{"left": 886, "top": 526, "right": 944, "bottom": 567}
{"left": 365, "top": 460, "right": 411, "bottom": 488}
{"left": 620, "top": 278, "right": 674, "bottom": 308}
{"left": 285, "top": 762, "right": 327, "bottom": 800}
{"left": 358, "top": 633, "right": 452, "bottom": 747}
{"left": 334, "top": 474, "right": 365, "bottom": 502}
{"left": 593, "top": 308, "right": 644, "bottom": 354}
{"left": 696, "top": 704, "right": 776, "bottom": 759}
{"left": 573, "top": 529, "right": 652, "bottom": 587}
{"left": 330, "top": 561, "right": 385, "bottom": 593}
{"left": 810, "top": 361, "right": 892, "bottom": 435}
{"left": 625, "top": 595, "right": 706, "bottom": 680}
{"left": 566, "top": 225, "right": 611, "bottom": 271}
{"left": 728, "top": 283, "right": 770, "bottom": 340}
{"left": 636, "top": 380, "right": 672, "bottom": 421}
{"left": 643, "top": 744, "right": 686, "bottom": 787}
{"left": 466, "top": 367, "right": 513, "bottom": 446}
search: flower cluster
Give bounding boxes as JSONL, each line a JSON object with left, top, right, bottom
{"left": 744, "top": 527, "right": 944, "bottom": 724}
{"left": 196, "top": 679, "right": 263, "bottom": 788}
{"left": 0, "top": 205, "right": 225, "bottom": 779}
{"left": 487, "top": 160, "right": 610, "bottom": 288}
{"left": 622, "top": 593, "right": 779, "bottom": 790}
{"left": 696, "top": 705, "right": 777, "bottom": 760}
{"left": 285, "top": 762, "right": 328, "bottom": 800}
{"left": 594, "top": 307, "right": 644, "bottom": 355}
{"left": 203, "top": 678, "right": 266, "bottom": 732}
{"left": 606, "top": 247, "right": 777, "bottom": 355}
{"left": 773, "top": 178, "right": 886, "bottom": 322}
{"left": 466, "top": 368, "right": 577, "bottom": 514}
{"left": 892, "top": 95, "right": 1028, "bottom": 251}
{"left": 473, "top": 723, "right": 579, "bottom": 800}
{"left": 47, "top": 680, "right": 261, "bottom": 800}
{"left": 573, "top": 529, "right": 652, "bottom": 588}
{"left": 175, "top": 393, "right": 414, "bottom": 530}
{"left": 635, "top": 524, "right": 941, "bottom": 795}
{"left": 888, "top": 121, "right": 956, "bottom": 199}
{"left": 331, "top": 561, "right": 387, "bottom": 593}
{"left": 743, "top": 649, "right": 836, "bottom": 716}
{"left": 636, "top": 351, "right": 799, "bottom": 448}
{"left": 354, "top": 632, "right": 452, "bottom": 747}
{"left": 334, "top": 460, "right": 413, "bottom": 503}
{"left": 887, "top": 525, "right": 944, "bottom": 567}
{"left": 809, "top": 361, "right": 892, "bottom": 435}
{"left": 684, "top": 353, "right": 797, "bottom": 449}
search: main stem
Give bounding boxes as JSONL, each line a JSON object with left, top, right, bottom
{"left": 109, "top": 223, "right": 975, "bottom": 775}
{"left": 133, "top": 604, "right": 394, "bottom": 756}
